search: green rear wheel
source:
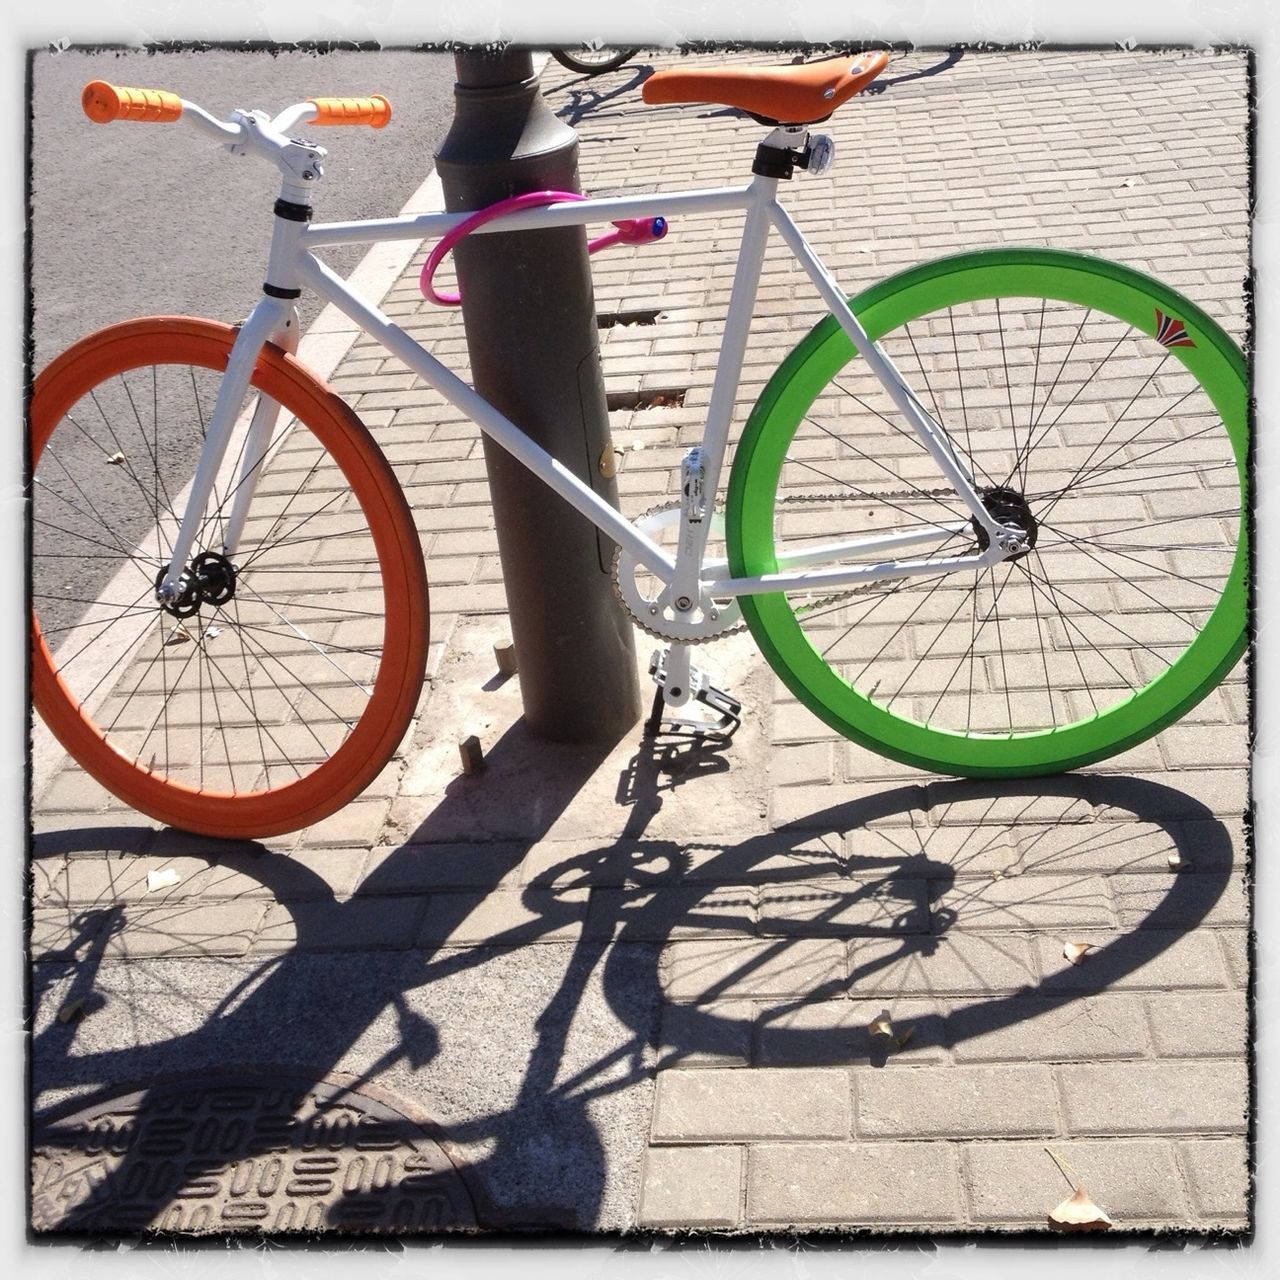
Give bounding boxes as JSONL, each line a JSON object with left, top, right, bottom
{"left": 726, "top": 248, "right": 1248, "bottom": 776}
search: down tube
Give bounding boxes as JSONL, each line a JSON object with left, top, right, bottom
{"left": 293, "top": 251, "right": 673, "bottom": 580}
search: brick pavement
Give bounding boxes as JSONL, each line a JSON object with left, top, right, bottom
{"left": 29, "top": 47, "right": 1250, "bottom": 1234}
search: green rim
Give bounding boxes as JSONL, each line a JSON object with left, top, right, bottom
{"left": 727, "top": 248, "right": 1249, "bottom": 776}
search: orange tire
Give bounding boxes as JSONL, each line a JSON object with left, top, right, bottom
{"left": 31, "top": 317, "right": 428, "bottom": 839}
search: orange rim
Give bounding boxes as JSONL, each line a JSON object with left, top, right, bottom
{"left": 31, "top": 317, "right": 428, "bottom": 839}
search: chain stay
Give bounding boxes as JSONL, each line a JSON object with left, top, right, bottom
{"left": 612, "top": 485, "right": 962, "bottom": 642}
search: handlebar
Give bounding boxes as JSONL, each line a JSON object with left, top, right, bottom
{"left": 81, "top": 81, "right": 392, "bottom": 132}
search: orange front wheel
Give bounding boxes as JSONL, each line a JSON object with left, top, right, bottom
{"left": 31, "top": 318, "right": 429, "bottom": 839}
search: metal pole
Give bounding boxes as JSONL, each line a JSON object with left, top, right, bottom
{"left": 434, "top": 48, "right": 640, "bottom": 741}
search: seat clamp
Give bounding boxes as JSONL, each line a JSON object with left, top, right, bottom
{"left": 752, "top": 140, "right": 811, "bottom": 180}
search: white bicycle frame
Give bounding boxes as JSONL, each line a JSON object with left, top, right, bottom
{"left": 159, "top": 110, "right": 1022, "bottom": 621}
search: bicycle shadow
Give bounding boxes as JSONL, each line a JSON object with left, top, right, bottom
{"left": 547, "top": 64, "right": 654, "bottom": 127}
{"left": 29, "top": 735, "right": 1242, "bottom": 1236}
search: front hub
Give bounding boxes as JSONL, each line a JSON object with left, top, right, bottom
{"left": 155, "top": 550, "right": 238, "bottom": 618}
{"left": 971, "top": 485, "right": 1038, "bottom": 561}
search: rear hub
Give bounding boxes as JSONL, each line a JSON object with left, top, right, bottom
{"left": 971, "top": 485, "right": 1038, "bottom": 561}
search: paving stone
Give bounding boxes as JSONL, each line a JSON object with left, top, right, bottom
{"left": 659, "top": 1001, "right": 754, "bottom": 1068}
{"left": 1057, "top": 1061, "right": 1248, "bottom": 1135}
{"left": 950, "top": 994, "right": 1149, "bottom": 1062}
{"left": 849, "top": 933, "right": 1038, "bottom": 997}
{"left": 357, "top": 842, "right": 525, "bottom": 893}
{"left": 43, "top": 900, "right": 269, "bottom": 959}
{"left": 254, "top": 896, "right": 427, "bottom": 953}
{"left": 964, "top": 1138, "right": 1187, "bottom": 1224}
{"left": 755, "top": 998, "right": 947, "bottom": 1067}
{"left": 1010, "top": 818, "right": 1243, "bottom": 874}
{"left": 1111, "top": 871, "right": 1250, "bottom": 928}
{"left": 652, "top": 1067, "right": 851, "bottom": 1141}
{"left": 417, "top": 888, "right": 588, "bottom": 948}
{"left": 297, "top": 798, "right": 392, "bottom": 850}
{"left": 1216, "top": 929, "right": 1250, "bottom": 988}
{"left": 638, "top": 1146, "right": 743, "bottom": 1228}
{"left": 1177, "top": 1137, "right": 1251, "bottom": 1222}
{"left": 925, "top": 779, "right": 1096, "bottom": 828}
{"left": 587, "top": 885, "right": 757, "bottom": 942}
{"left": 746, "top": 1141, "right": 961, "bottom": 1225}
{"left": 1032, "top": 929, "right": 1230, "bottom": 992}
{"left": 1144, "top": 990, "right": 1249, "bottom": 1057}
{"left": 856, "top": 1064, "right": 1058, "bottom": 1139}
{"left": 662, "top": 938, "right": 847, "bottom": 1003}
{"left": 930, "top": 873, "right": 1115, "bottom": 932}
{"left": 27, "top": 47, "right": 1252, "bottom": 1239}
{"left": 758, "top": 878, "right": 930, "bottom": 936}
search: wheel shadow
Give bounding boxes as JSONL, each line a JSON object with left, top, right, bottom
{"left": 29, "top": 738, "right": 1243, "bottom": 1236}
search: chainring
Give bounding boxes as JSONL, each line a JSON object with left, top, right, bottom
{"left": 612, "top": 504, "right": 745, "bottom": 643}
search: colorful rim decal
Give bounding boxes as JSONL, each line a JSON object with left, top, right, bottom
{"left": 1155, "top": 307, "right": 1196, "bottom": 348}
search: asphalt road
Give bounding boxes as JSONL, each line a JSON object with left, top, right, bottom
{"left": 30, "top": 46, "right": 461, "bottom": 367}
{"left": 29, "top": 47, "right": 460, "bottom": 640}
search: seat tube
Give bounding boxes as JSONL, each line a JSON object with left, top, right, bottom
{"left": 669, "top": 176, "right": 776, "bottom": 607}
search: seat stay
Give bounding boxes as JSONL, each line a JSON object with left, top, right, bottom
{"left": 766, "top": 200, "right": 1008, "bottom": 543}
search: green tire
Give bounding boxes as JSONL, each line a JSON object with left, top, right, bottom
{"left": 726, "top": 248, "right": 1248, "bottom": 776}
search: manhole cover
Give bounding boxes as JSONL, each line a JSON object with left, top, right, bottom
{"left": 32, "top": 1071, "right": 479, "bottom": 1234}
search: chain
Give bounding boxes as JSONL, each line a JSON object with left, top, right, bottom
{"left": 613, "top": 486, "right": 967, "bottom": 642}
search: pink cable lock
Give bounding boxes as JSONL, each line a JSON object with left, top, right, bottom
{"left": 420, "top": 189, "right": 668, "bottom": 306}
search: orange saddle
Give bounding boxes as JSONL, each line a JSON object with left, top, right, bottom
{"left": 642, "top": 52, "right": 890, "bottom": 125}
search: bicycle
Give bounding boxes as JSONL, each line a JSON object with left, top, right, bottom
{"left": 31, "top": 55, "right": 1249, "bottom": 839}
{"left": 550, "top": 47, "right": 640, "bottom": 76}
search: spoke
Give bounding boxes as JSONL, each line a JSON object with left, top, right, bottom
{"left": 1026, "top": 298, "right": 1049, "bottom": 472}
{"left": 989, "top": 562, "right": 1016, "bottom": 732}
{"left": 1021, "top": 553, "right": 1170, "bottom": 672}
{"left": 947, "top": 306, "right": 989, "bottom": 487}
{"left": 994, "top": 297, "right": 1023, "bottom": 492}
{"left": 797, "top": 530, "right": 969, "bottom": 638}
{"left": 1032, "top": 360, "right": 1183, "bottom": 527}
{"left": 38, "top": 602, "right": 162, "bottom": 639}
{"left": 34, "top": 463, "right": 156, "bottom": 574}
{"left": 225, "top": 595, "right": 390, "bottom": 621}
{"left": 845, "top": 561, "right": 972, "bottom": 694}
{"left": 82, "top": 390, "right": 179, "bottom": 548}
{"left": 920, "top": 564, "right": 1014, "bottom": 727}
{"left": 1022, "top": 553, "right": 1099, "bottom": 715}
{"left": 903, "top": 319, "right": 946, "bottom": 426}
{"left": 43, "top": 582, "right": 161, "bottom": 687}
{"left": 1002, "top": 309, "right": 1114, "bottom": 487}
{"left": 790, "top": 432, "right": 966, "bottom": 525}
{"left": 891, "top": 569, "right": 984, "bottom": 715}
{"left": 1037, "top": 516, "right": 1230, "bottom": 604}
{"left": 119, "top": 366, "right": 180, "bottom": 533}
{"left": 236, "top": 479, "right": 352, "bottom": 573}
{"left": 829, "top": 366, "right": 977, "bottom": 499}
{"left": 236, "top": 578, "right": 377, "bottom": 695}
{"left": 228, "top": 592, "right": 274, "bottom": 786}
{"left": 1027, "top": 564, "right": 1057, "bottom": 729}
{"left": 1026, "top": 454, "right": 1238, "bottom": 504}
{"left": 218, "top": 619, "right": 381, "bottom": 659}
{"left": 1031, "top": 408, "right": 1220, "bottom": 510}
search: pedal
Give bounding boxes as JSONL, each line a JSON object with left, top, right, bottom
{"left": 645, "top": 649, "right": 742, "bottom": 742}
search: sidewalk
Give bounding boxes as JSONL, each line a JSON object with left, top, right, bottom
{"left": 30, "top": 48, "right": 1250, "bottom": 1236}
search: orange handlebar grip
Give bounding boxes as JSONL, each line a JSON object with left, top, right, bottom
{"left": 82, "top": 80, "right": 183, "bottom": 124}
{"left": 308, "top": 95, "right": 393, "bottom": 128}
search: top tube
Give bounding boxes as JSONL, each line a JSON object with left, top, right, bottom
{"left": 302, "top": 184, "right": 757, "bottom": 249}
